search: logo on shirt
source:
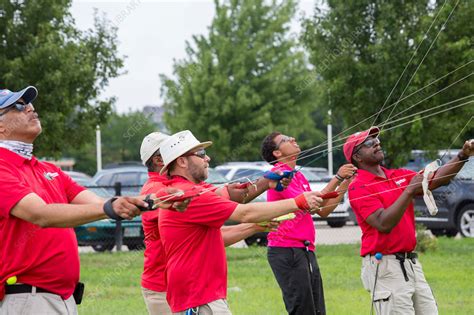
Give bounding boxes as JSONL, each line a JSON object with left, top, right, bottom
{"left": 394, "top": 178, "right": 406, "bottom": 186}
{"left": 44, "top": 172, "right": 59, "bottom": 181}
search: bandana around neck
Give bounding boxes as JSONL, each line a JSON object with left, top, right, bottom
{"left": 0, "top": 140, "right": 33, "bottom": 159}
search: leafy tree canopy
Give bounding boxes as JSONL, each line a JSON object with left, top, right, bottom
{"left": 161, "top": 0, "right": 325, "bottom": 165}
{"left": 0, "top": 0, "right": 124, "bottom": 157}
{"left": 301, "top": 0, "right": 473, "bottom": 166}
{"left": 65, "top": 111, "right": 157, "bottom": 176}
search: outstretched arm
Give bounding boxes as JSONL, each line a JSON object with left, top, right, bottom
{"left": 221, "top": 223, "right": 275, "bottom": 246}
{"left": 429, "top": 140, "right": 474, "bottom": 189}
{"left": 229, "top": 191, "right": 322, "bottom": 223}
{"left": 314, "top": 164, "right": 357, "bottom": 217}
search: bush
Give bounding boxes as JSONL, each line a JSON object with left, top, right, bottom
{"left": 416, "top": 224, "right": 438, "bottom": 253}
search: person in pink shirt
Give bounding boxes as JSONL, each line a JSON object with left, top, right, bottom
{"left": 261, "top": 132, "right": 357, "bottom": 315}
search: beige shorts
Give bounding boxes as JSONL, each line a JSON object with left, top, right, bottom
{"left": 0, "top": 290, "right": 77, "bottom": 315}
{"left": 173, "top": 299, "right": 232, "bottom": 315}
{"left": 361, "top": 254, "right": 438, "bottom": 315}
{"left": 141, "top": 287, "right": 172, "bottom": 315}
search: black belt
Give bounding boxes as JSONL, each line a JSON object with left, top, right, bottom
{"left": 394, "top": 252, "right": 418, "bottom": 282}
{"left": 5, "top": 284, "right": 53, "bottom": 295}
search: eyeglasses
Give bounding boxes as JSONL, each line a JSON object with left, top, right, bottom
{"left": 184, "top": 148, "right": 207, "bottom": 159}
{"left": 275, "top": 135, "right": 292, "bottom": 150}
{"left": 353, "top": 137, "right": 380, "bottom": 155}
{"left": 0, "top": 102, "right": 30, "bottom": 117}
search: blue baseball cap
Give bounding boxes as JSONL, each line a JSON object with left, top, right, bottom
{"left": 0, "top": 86, "right": 38, "bottom": 109}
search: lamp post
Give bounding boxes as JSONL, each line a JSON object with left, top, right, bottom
{"left": 96, "top": 125, "right": 102, "bottom": 172}
{"left": 327, "top": 110, "right": 333, "bottom": 176}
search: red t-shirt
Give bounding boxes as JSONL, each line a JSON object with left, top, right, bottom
{"left": 348, "top": 167, "right": 417, "bottom": 256}
{"left": 0, "top": 148, "right": 85, "bottom": 300}
{"left": 141, "top": 172, "right": 168, "bottom": 292}
{"left": 158, "top": 176, "right": 238, "bottom": 312}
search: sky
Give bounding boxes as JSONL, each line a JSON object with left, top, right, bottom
{"left": 71, "top": 0, "right": 315, "bottom": 113}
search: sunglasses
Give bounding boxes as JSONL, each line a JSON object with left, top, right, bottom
{"left": 275, "top": 135, "right": 292, "bottom": 150}
{"left": 184, "top": 148, "right": 207, "bottom": 159}
{"left": 0, "top": 102, "right": 30, "bottom": 117}
{"left": 353, "top": 137, "right": 380, "bottom": 155}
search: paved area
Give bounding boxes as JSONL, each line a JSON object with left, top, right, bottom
{"left": 315, "top": 222, "right": 362, "bottom": 245}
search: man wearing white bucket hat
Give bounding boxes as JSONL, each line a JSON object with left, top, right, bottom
{"left": 157, "top": 130, "right": 323, "bottom": 314}
{"left": 139, "top": 131, "right": 283, "bottom": 315}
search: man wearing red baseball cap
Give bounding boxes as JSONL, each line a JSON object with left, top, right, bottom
{"left": 344, "top": 126, "right": 474, "bottom": 314}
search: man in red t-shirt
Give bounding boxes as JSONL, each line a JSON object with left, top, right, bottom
{"left": 139, "top": 132, "right": 286, "bottom": 315}
{"left": 0, "top": 87, "right": 181, "bottom": 315}
{"left": 344, "top": 126, "right": 473, "bottom": 315}
{"left": 157, "top": 130, "right": 323, "bottom": 314}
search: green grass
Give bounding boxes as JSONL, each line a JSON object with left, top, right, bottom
{"left": 78, "top": 237, "right": 474, "bottom": 315}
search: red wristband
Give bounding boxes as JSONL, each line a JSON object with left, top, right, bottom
{"left": 294, "top": 193, "right": 310, "bottom": 211}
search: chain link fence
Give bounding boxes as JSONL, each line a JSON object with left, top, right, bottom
{"left": 75, "top": 182, "right": 364, "bottom": 253}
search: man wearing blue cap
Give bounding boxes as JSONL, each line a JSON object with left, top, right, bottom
{"left": 0, "top": 86, "right": 184, "bottom": 314}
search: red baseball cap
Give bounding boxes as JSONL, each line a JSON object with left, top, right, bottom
{"left": 343, "top": 126, "right": 380, "bottom": 162}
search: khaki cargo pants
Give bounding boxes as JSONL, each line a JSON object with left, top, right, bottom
{"left": 142, "top": 287, "right": 173, "bottom": 315}
{"left": 0, "top": 290, "right": 77, "bottom": 315}
{"left": 173, "top": 299, "right": 231, "bottom": 315}
{"left": 361, "top": 255, "right": 438, "bottom": 315}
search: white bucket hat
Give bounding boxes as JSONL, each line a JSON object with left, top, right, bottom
{"left": 140, "top": 132, "right": 170, "bottom": 165}
{"left": 160, "top": 130, "right": 212, "bottom": 174}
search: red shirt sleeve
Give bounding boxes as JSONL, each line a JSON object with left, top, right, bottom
{"left": 56, "top": 168, "right": 86, "bottom": 202}
{"left": 182, "top": 192, "right": 238, "bottom": 228}
{"left": 0, "top": 164, "right": 33, "bottom": 218}
{"left": 348, "top": 184, "right": 384, "bottom": 221}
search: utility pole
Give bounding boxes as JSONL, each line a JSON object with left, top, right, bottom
{"left": 327, "top": 110, "right": 333, "bottom": 176}
{"left": 96, "top": 125, "right": 102, "bottom": 172}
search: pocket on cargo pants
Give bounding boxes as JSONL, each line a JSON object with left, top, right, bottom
{"left": 373, "top": 291, "right": 392, "bottom": 315}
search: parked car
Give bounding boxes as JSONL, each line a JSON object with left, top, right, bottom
{"left": 91, "top": 163, "right": 148, "bottom": 196}
{"left": 216, "top": 162, "right": 349, "bottom": 228}
{"left": 75, "top": 164, "right": 148, "bottom": 251}
{"left": 304, "top": 167, "right": 329, "bottom": 180}
{"left": 65, "top": 171, "right": 93, "bottom": 186}
{"left": 75, "top": 167, "right": 229, "bottom": 251}
{"left": 415, "top": 157, "right": 474, "bottom": 238}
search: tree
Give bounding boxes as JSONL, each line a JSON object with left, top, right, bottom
{"left": 0, "top": 0, "right": 123, "bottom": 156}
{"left": 65, "top": 111, "right": 158, "bottom": 175}
{"left": 160, "top": 0, "right": 325, "bottom": 165}
{"left": 101, "top": 111, "right": 157, "bottom": 166}
{"left": 301, "top": 0, "right": 473, "bottom": 166}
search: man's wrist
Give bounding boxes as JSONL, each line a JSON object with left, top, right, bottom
{"left": 404, "top": 187, "right": 416, "bottom": 197}
{"left": 103, "top": 197, "right": 123, "bottom": 221}
{"left": 458, "top": 151, "right": 469, "bottom": 161}
{"left": 335, "top": 174, "right": 344, "bottom": 182}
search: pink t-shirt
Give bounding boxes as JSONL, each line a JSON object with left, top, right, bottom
{"left": 267, "top": 162, "right": 315, "bottom": 251}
